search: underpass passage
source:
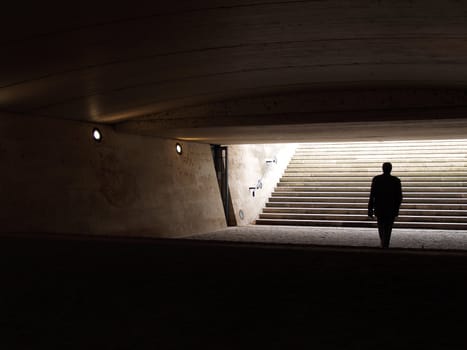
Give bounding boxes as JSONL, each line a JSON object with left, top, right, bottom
{"left": 258, "top": 139, "right": 467, "bottom": 229}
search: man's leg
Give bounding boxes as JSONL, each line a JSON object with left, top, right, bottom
{"left": 381, "top": 219, "right": 394, "bottom": 248}
{"left": 377, "top": 218, "right": 385, "bottom": 248}
{"left": 377, "top": 217, "right": 394, "bottom": 248}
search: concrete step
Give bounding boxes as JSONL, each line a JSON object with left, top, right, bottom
{"left": 289, "top": 158, "right": 467, "bottom": 164}
{"left": 265, "top": 202, "right": 467, "bottom": 210}
{"left": 274, "top": 186, "right": 467, "bottom": 193}
{"left": 255, "top": 218, "right": 467, "bottom": 230}
{"left": 292, "top": 151, "right": 467, "bottom": 161}
{"left": 291, "top": 159, "right": 467, "bottom": 166}
{"left": 271, "top": 191, "right": 467, "bottom": 198}
{"left": 283, "top": 171, "right": 467, "bottom": 177}
{"left": 296, "top": 144, "right": 467, "bottom": 152}
{"left": 262, "top": 207, "right": 467, "bottom": 216}
{"left": 278, "top": 181, "right": 467, "bottom": 187}
{"left": 287, "top": 163, "right": 467, "bottom": 171}
{"left": 298, "top": 142, "right": 467, "bottom": 147}
{"left": 285, "top": 166, "right": 467, "bottom": 172}
{"left": 292, "top": 156, "right": 467, "bottom": 161}
{"left": 268, "top": 196, "right": 467, "bottom": 204}
{"left": 280, "top": 176, "right": 467, "bottom": 182}
{"left": 258, "top": 212, "right": 467, "bottom": 223}
{"left": 297, "top": 141, "right": 467, "bottom": 149}
{"left": 293, "top": 150, "right": 467, "bottom": 157}
{"left": 294, "top": 154, "right": 467, "bottom": 158}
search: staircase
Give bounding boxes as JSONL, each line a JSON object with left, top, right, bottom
{"left": 257, "top": 140, "right": 467, "bottom": 230}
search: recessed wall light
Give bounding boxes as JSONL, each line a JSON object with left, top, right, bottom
{"left": 92, "top": 128, "right": 102, "bottom": 142}
{"left": 176, "top": 143, "right": 183, "bottom": 155}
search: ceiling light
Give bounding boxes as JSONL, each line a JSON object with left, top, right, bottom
{"left": 92, "top": 128, "right": 102, "bottom": 142}
{"left": 176, "top": 143, "right": 183, "bottom": 155}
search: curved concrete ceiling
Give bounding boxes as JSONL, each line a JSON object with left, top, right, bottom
{"left": 2, "top": 1, "right": 467, "bottom": 142}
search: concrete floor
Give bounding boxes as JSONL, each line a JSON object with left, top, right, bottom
{"left": 3, "top": 232, "right": 467, "bottom": 348}
{"left": 187, "top": 225, "right": 467, "bottom": 251}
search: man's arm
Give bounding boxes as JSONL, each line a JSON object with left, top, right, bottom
{"left": 368, "top": 178, "right": 376, "bottom": 218}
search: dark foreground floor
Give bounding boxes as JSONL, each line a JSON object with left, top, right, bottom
{"left": 1, "top": 234, "right": 467, "bottom": 349}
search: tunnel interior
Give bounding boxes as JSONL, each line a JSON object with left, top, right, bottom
{"left": 3, "top": 2, "right": 467, "bottom": 348}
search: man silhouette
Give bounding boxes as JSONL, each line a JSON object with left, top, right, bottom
{"left": 368, "top": 162, "right": 403, "bottom": 248}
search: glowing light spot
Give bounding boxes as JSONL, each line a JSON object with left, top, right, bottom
{"left": 176, "top": 143, "right": 183, "bottom": 155}
{"left": 92, "top": 128, "right": 102, "bottom": 142}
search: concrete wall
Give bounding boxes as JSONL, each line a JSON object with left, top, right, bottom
{"left": 228, "top": 144, "right": 297, "bottom": 225}
{"left": 0, "top": 113, "right": 226, "bottom": 237}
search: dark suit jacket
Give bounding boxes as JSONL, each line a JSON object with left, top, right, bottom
{"left": 368, "top": 174, "right": 403, "bottom": 219}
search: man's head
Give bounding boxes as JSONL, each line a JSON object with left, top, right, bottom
{"left": 382, "top": 162, "right": 392, "bottom": 175}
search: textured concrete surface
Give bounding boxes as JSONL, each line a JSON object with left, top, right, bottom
{"left": 187, "top": 225, "right": 467, "bottom": 251}
{"left": 4, "top": 2, "right": 467, "bottom": 144}
{"left": 0, "top": 114, "right": 226, "bottom": 237}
